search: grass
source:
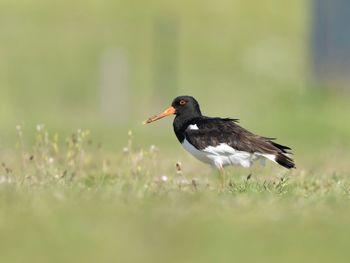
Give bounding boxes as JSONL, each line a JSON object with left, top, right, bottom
{"left": 0, "top": 126, "right": 350, "bottom": 263}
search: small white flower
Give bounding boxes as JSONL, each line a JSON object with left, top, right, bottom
{"left": 0, "top": 176, "right": 7, "bottom": 184}
{"left": 36, "top": 124, "right": 45, "bottom": 132}
{"left": 150, "top": 145, "right": 159, "bottom": 153}
{"left": 154, "top": 176, "right": 168, "bottom": 183}
{"left": 180, "top": 179, "right": 190, "bottom": 185}
{"left": 48, "top": 157, "right": 54, "bottom": 164}
{"left": 0, "top": 175, "right": 14, "bottom": 184}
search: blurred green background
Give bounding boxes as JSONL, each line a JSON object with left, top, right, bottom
{"left": 1, "top": 0, "right": 350, "bottom": 159}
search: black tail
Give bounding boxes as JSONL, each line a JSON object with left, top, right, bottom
{"left": 263, "top": 138, "right": 295, "bottom": 169}
{"left": 271, "top": 142, "right": 291, "bottom": 154}
{"left": 275, "top": 153, "right": 296, "bottom": 169}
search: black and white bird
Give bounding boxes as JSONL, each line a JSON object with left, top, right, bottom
{"left": 144, "top": 96, "right": 295, "bottom": 171}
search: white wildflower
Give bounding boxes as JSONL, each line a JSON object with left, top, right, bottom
{"left": 36, "top": 124, "right": 45, "bottom": 132}
{"left": 150, "top": 145, "right": 159, "bottom": 153}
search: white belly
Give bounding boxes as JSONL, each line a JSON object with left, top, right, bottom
{"left": 182, "top": 139, "right": 276, "bottom": 169}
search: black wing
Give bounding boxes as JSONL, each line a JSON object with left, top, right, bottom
{"left": 185, "top": 117, "right": 295, "bottom": 169}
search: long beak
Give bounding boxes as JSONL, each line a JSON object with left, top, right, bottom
{"left": 143, "top": 106, "right": 176, "bottom": 124}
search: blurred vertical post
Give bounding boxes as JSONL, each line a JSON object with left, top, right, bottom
{"left": 311, "top": 0, "right": 350, "bottom": 86}
{"left": 100, "top": 49, "right": 129, "bottom": 123}
{"left": 152, "top": 16, "right": 179, "bottom": 105}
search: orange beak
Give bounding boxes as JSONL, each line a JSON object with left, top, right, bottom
{"left": 143, "top": 106, "right": 176, "bottom": 124}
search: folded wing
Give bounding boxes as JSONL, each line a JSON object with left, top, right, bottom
{"left": 185, "top": 118, "right": 295, "bottom": 169}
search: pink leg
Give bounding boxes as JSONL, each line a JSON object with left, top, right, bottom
{"left": 218, "top": 165, "right": 226, "bottom": 190}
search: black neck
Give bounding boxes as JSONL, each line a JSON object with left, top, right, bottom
{"left": 173, "top": 112, "right": 202, "bottom": 143}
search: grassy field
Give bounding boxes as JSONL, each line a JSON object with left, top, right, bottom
{"left": 0, "top": 124, "right": 350, "bottom": 263}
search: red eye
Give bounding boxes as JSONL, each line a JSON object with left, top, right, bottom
{"left": 179, "top": 100, "right": 187, "bottom": 105}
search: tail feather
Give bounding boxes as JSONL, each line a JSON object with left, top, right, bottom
{"left": 258, "top": 137, "right": 295, "bottom": 169}
{"left": 275, "top": 153, "right": 295, "bottom": 169}
{"left": 270, "top": 141, "right": 292, "bottom": 153}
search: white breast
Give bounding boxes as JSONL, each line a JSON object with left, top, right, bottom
{"left": 182, "top": 139, "right": 276, "bottom": 169}
{"left": 182, "top": 138, "right": 214, "bottom": 165}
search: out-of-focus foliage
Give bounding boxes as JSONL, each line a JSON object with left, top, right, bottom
{"left": 1, "top": 0, "right": 306, "bottom": 123}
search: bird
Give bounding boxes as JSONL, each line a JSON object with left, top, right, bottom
{"left": 144, "top": 96, "right": 295, "bottom": 172}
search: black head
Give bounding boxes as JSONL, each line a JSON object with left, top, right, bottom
{"left": 144, "top": 95, "right": 202, "bottom": 124}
{"left": 171, "top": 96, "right": 202, "bottom": 117}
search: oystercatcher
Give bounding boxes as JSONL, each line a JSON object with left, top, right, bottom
{"left": 144, "top": 96, "right": 295, "bottom": 171}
